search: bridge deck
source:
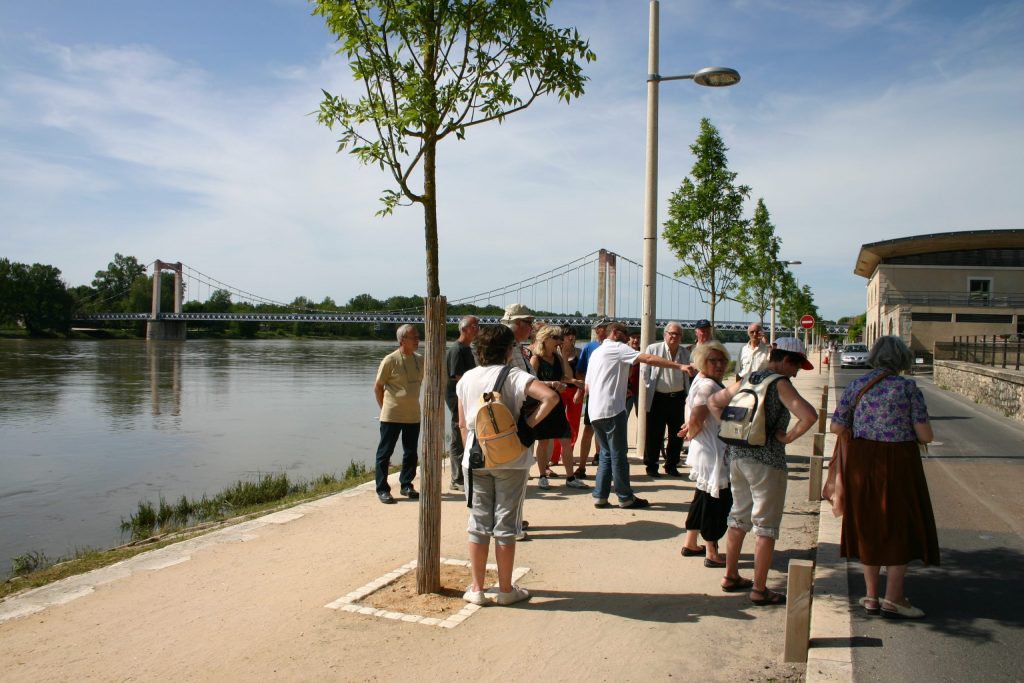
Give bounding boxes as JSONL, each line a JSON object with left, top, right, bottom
{"left": 77, "top": 312, "right": 849, "bottom": 334}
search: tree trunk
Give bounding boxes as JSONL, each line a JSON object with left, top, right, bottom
{"left": 417, "top": 293, "right": 445, "bottom": 594}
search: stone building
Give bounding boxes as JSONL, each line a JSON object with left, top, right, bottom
{"left": 855, "top": 229, "right": 1024, "bottom": 353}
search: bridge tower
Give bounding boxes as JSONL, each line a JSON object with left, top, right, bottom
{"left": 595, "top": 249, "right": 618, "bottom": 329}
{"left": 146, "top": 260, "right": 186, "bottom": 341}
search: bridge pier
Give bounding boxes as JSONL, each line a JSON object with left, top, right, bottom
{"left": 147, "top": 260, "right": 186, "bottom": 341}
{"left": 146, "top": 321, "right": 186, "bottom": 340}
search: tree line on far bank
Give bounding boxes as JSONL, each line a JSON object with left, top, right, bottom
{"left": 2, "top": 251, "right": 862, "bottom": 341}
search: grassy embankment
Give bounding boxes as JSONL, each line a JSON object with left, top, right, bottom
{"left": 2, "top": 463, "right": 376, "bottom": 600}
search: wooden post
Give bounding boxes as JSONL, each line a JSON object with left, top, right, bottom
{"left": 817, "top": 407, "right": 827, "bottom": 434}
{"left": 416, "top": 295, "right": 446, "bottom": 593}
{"left": 809, "top": 434, "right": 825, "bottom": 501}
{"left": 784, "top": 559, "right": 815, "bottom": 662}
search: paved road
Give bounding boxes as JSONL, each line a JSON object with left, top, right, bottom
{"left": 833, "top": 366, "right": 1024, "bottom": 683}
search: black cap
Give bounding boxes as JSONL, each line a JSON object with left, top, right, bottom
{"left": 694, "top": 319, "right": 711, "bottom": 329}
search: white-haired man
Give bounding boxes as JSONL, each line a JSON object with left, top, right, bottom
{"left": 641, "top": 321, "right": 696, "bottom": 477}
{"left": 737, "top": 321, "right": 771, "bottom": 381}
{"left": 372, "top": 324, "right": 423, "bottom": 504}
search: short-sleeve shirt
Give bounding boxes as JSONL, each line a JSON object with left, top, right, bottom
{"left": 737, "top": 342, "right": 771, "bottom": 379}
{"left": 446, "top": 342, "right": 475, "bottom": 402}
{"left": 728, "top": 369, "right": 790, "bottom": 470}
{"left": 376, "top": 348, "right": 422, "bottom": 423}
{"left": 585, "top": 339, "right": 640, "bottom": 421}
{"left": 575, "top": 340, "right": 601, "bottom": 378}
{"left": 831, "top": 368, "right": 929, "bottom": 442}
{"left": 456, "top": 364, "right": 535, "bottom": 470}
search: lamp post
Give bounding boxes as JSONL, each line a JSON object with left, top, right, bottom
{"left": 770, "top": 260, "right": 801, "bottom": 345}
{"left": 638, "top": 0, "right": 741, "bottom": 462}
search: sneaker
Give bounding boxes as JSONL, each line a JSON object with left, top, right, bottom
{"left": 378, "top": 492, "right": 396, "bottom": 504}
{"left": 565, "top": 476, "right": 589, "bottom": 489}
{"left": 594, "top": 498, "right": 611, "bottom": 508}
{"left": 538, "top": 476, "right": 550, "bottom": 490}
{"left": 450, "top": 481, "right": 464, "bottom": 492}
{"left": 463, "top": 586, "right": 490, "bottom": 606}
{"left": 495, "top": 585, "right": 530, "bottom": 606}
{"left": 620, "top": 496, "right": 650, "bottom": 509}
{"left": 400, "top": 486, "right": 420, "bottom": 499}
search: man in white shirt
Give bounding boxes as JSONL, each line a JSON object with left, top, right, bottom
{"left": 641, "top": 322, "right": 696, "bottom": 477}
{"left": 736, "top": 322, "right": 771, "bottom": 381}
{"left": 586, "top": 322, "right": 691, "bottom": 509}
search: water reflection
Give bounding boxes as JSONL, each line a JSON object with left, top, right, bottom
{"left": 0, "top": 338, "right": 390, "bottom": 569}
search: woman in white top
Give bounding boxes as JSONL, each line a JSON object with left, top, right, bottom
{"left": 678, "top": 341, "right": 732, "bottom": 567}
{"left": 457, "top": 325, "right": 558, "bottom": 606}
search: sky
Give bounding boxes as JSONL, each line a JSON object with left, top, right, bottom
{"left": 1, "top": 0, "right": 1022, "bottom": 322}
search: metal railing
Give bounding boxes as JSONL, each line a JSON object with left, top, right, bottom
{"left": 885, "top": 291, "right": 1024, "bottom": 307}
{"left": 952, "top": 335, "right": 1023, "bottom": 370}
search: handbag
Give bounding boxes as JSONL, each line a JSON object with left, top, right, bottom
{"left": 822, "top": 371, "right": 890, "bottom": 517}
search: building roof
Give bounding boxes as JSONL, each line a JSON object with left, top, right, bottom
{"left": 854, "top": 229, "right": 1024, "bottom": 278}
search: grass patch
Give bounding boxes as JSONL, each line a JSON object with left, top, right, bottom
{"left": 3, "top": 463, "right": 375, "bottom": 600}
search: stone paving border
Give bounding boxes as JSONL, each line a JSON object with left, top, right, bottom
{"left": 324, "top": 557, "right": 530, "bottom": 629}
{"left": 0, "top": 482, "right": 377, "bottom": 626}
{"left": 806, "top": 366, "right": 855, "bottom": 683}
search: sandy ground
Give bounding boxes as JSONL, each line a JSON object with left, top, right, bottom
{"left": 0, "top": 371, "right": 828, "bottom": 682}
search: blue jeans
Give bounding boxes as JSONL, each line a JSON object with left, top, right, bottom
{"left": 591, "top": 411, "right": 635, "bottom": 504}
{"left": 375, "top": 421, "right": 420, "bottom": 494}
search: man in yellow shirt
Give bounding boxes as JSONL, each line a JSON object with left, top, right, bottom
{"left": 373, "top": 324, "right": 423, "bottom": 504}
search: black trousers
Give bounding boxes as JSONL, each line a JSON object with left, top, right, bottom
{"left": 644, "top": 391, "right": 685, "bottom": 471}
{"left": 445, "top": 393, "right": 464, "bottom": 485}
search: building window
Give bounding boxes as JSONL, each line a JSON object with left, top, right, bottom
{"left": 956, "top": 313, "right": 1012, "bottom": 323}
{"left": 968, "top": 278, "right": 992, "bottom": 304}
{"left": 911, "top": 312, "right": 953, "bottom": 322}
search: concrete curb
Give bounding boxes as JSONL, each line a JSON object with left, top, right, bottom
{"left": 806, "top": 366, "right": 854, "bottom": 683}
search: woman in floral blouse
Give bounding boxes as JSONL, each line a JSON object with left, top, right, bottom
{"left": 831, "top": 336, "right": 939, "bottom": 619}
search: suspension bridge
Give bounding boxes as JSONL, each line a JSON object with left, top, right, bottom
{"left": 75, "top": 251, "right": 848, "bottom": 338}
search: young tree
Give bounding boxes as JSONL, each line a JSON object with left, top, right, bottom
{"left": 736, "top": 199, "right": 784, "bottom": 324}
{"left": 662, "top": 118, "right": 750, "bottom": 326}
{"left": 313, "top": 0, "right": 594, "bottom": 593}
{"left": 0, "top": 260, "right": 74, "bottom": 334}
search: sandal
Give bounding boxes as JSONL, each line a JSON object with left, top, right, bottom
{"left": 859, "top": 596, "right": 880, "bottom": 615}
{"left": 750, "top": 588, "right": 787, "bottom": 606}
{"left": 721, "top": 576, "right": 754, "bottom": 593}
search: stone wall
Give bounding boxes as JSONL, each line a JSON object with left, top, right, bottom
{"left": 934, "top": 360, "right": 1024, "bottom": 422}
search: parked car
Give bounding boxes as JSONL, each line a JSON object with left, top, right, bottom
{"left": 840, "top": 344, "right": 869, "bottom": 368}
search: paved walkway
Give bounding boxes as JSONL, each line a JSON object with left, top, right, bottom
{"left": 0, "top": 368, "right": 837, "bottom": 682}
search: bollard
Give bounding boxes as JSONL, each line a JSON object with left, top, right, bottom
{"left": 784, "top": 559, "right": 815, "bottom": 662}
{"left": 809, "top": 434, "right": 824, "bottom": 501}
{"left": 817, "top": 407, "right": 827, "bottom": 434}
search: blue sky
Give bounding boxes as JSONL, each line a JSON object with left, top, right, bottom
{"left": 1, "top": 0, "right": 1022, "bottom": 322}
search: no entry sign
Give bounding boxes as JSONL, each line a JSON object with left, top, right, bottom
{"left": 800, "top": 315, "right": 815, "bottom": 329}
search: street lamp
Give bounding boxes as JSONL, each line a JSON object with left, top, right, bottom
{"left": 638, "top": 0, "right": 741, "bottom": 461}
{"left": 770, "top": 260, "right": 801, "bottom": 344}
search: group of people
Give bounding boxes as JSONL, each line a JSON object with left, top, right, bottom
{"left": 370, "top": 306, "right": 939, "bottom": 616}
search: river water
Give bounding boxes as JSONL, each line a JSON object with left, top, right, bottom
{"left": 0, "top": 337, "right": 748, "bottom": 571}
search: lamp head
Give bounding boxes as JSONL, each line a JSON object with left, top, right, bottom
{"left": 692, "top": 67, "right": 741, "bottom": 87}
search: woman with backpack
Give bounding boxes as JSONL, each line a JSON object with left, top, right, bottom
{"left": 457, "top": 324, "right": 559, "bottom": 606}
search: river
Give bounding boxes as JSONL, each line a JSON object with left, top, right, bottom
{"left": 0, "top": 337, "right": 748, "bottom": 571}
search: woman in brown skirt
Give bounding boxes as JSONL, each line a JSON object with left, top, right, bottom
{"left": 831, "top": 336, "right": 939, "bottom": 619}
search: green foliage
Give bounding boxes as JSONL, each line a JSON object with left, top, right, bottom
{"left": 736, "top": 199, "right": 785, "bottom": 323}
{"left": 843, "top": 313, "right": 866, "bottom": 342}
{"left": 777, "top": 273, "right": 819, "bottom": 334}
{"left": 92, "top": 253, "right": 147, "bottom": 312}
{"left": 116, "top": 466, "right": 375, "bottom": 541}
{"left": 0, "top": 258, "right": 74, "bottom": 334}
{"left": 662, "top": 118, "right": 750, "bottom": 325}
{"left": 314, "top": 0, "right": 595, "bottom": 296}
{"left": 11, "top": 550, "right": 51, "bottom": 577}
